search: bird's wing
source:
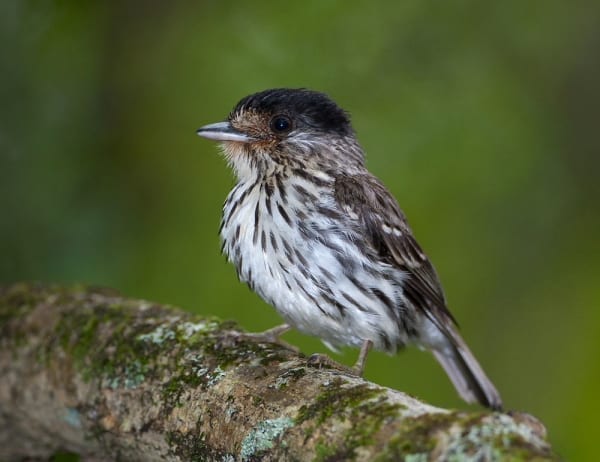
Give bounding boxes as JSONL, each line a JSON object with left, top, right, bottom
{"left": 334, "top": 173, "right": 457, "bottom": 333}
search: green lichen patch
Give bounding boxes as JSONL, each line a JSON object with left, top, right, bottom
{"left": 20, "top": 283, "right": 292, "bottom": 408}
{"left": 0, "top": 283, "right": 36, "bottom": 318}
{"left": 179, "top": 320, "right": 221, "bottom": 339}
{"left": 295, "top": 378, "right": 405, "bottom": 460}
{"left": 137, "top": 324, "right": 177, "bottom": 344}
{"left": 166, "top": 430, "right": 234, "bottom": 462}
{"left": 240, "top": 417, "right": 294, "bottom": 461}
{"left": 205, "top": 335, "right": 294, "bottom": 371}
{"left": 273, "top": 366, "right": 307, "bottom": 390}
{"left": 136, "top": 319, "right": 222, "bottom": 346}
{"left": 296, "top": 378, "right": 386, "bottom": 425}
{"left": 444, "top": 413, "right": 557, "bottom": 461}
{"left": 161, "top": 359, "right": 228, "bottom": 407}
{"left": 49, "top": 450, "right": 81, "bottom": 462}
{"left": 53, "top": 303, "right": 157, "bottom": 386}
{"left": 378, "top": 411, "right": 557, "bottom": 462}
{"left": 377, "top": 411, "right": 460, "bottom": 461}
{"left": 0, "top": 282, "right": 46, "bottom": 341}
{"left": 105, "top": 359, "right": 147, "bottom": 389}
{"left": 313, "top": 440, "right": 339, "bottom": 462}
{"left": 50, "top": 295, "right": 229, "bottom": 399}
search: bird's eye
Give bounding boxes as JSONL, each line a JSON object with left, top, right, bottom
{"left": 270, "top": 115, "right": 292, "bottom": 133}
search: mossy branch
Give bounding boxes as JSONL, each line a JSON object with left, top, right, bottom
{"left": 0, "top": 283, "right": 556, "bottom": 461}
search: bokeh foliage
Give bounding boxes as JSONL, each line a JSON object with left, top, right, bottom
{"left": 1, "top": 1, "right": 599, "bottom": 459}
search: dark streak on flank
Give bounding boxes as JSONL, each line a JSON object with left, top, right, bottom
{"left": 277, "top": 203, "right": 292, "bottom": 226}
{"left": 347, "top": 274, "right": 368, "bottom": 294}
{"left": 297, "top": 221, "right": 311, "bottom": 239}
{"left": 261, "top": 229, "right": 267, "bottom": 252}
{"left": 293, "top": 183, "right": 318, "bottom": 201}
{"left": 296, "top": 261, "right": 310, "bottom": 280}
{"left": 321, "top": 292, "right": 346, "bottom": 318}
{"left": 321, "top": 236, "right": 344, "bottom": 255}
{"left": 246, "top": 268, "right": 253, "bottom": 289}
{"left": 341, "top": 291, "right": 368, "bottom": 313}
{"left": 237, "top": 253, "right": 243, "bottom": 273}
{"left": 282, "top": 239, "right": 295, "bottom": 263}
{"left": 378, "top": 330, "right": 392, "bottom": 351}
{"left": 295, "top": 208, "right": 308, "bottom": 221}
{"left": 371, "top": 288, "right": 396, "bottom": 316}
{"left": 317, "top": 205, "right": 340, "bottom": 220}
{"left": 269, "top": 231, "right": 278, "bottom": 251}
{"left": 295, "top": 248, "right": 308, "bottom": 267}
{"left": 295, "top": 277, "right": 332, "bottom": 318}
{"left": 319, "top": 265, "right": 336, "bottom": 282}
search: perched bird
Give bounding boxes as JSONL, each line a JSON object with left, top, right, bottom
{"left": 196, "top": 88, "right": 503, "bottom": 410}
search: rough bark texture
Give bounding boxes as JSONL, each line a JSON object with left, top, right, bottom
{"left": 0, "top": 283, "right": 556, "bottom": 461}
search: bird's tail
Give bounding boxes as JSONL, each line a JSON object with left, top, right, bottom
{"left": 432, "top": 328, "right": 503, "bottom": 411}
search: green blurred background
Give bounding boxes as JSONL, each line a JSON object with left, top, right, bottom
{"left": 2, "top": 1, "right": 598, "bottom": 458}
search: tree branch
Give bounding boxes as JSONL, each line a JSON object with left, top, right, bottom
{"left": 0, "top": 283, "right": 556, "bottom": 461}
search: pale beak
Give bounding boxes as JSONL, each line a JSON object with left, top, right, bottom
{"left": 196, "top": 121, "right": 253, "bottom": 143}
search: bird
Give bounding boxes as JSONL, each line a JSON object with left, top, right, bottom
{"left": 196, "top": 88, "right": 503, "bottom": 410}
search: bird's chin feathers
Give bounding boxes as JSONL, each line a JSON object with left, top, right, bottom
{"left": 218, "top": 141, "right": 259, "bottom": 181}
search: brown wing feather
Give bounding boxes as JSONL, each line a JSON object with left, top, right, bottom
{"left": 334, "top": 173, "right": 458, "bottom": 332}
{"left": 335, "top": 173, "right": 503, "bottom": 410}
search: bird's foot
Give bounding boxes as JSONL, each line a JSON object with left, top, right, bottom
{"left": 237, "top": 323, "right": 300, "bottom": 353}
{"left": 306, "top": 353, "right": 361, "bottom": 376}
{"left": 306, "top": 340, "right": 373, "bottom": 376}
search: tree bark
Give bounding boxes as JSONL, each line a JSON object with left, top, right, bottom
{"left": 0, "top": 283, "right": 556, "bottom": 461}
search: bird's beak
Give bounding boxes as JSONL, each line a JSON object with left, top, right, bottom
{"left": 196, "top": 121, "right": 253, "bottom": 143}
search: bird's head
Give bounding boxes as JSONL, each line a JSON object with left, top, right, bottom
{"left": 197, "top": 88, "right": 365, "bottom": 180}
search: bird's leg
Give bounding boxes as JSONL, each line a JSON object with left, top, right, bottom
{"left": 352, "top": 339, "right": 373, "bottom": 376}
{"left": 238, "top": 323, "right": 299, "bottom": 352}
{"left": 307, "top": 339, "right": 373, "bottom": 376}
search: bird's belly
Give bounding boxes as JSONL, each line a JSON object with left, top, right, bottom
{"left": 221, "top": 199, "right": 412, "bottom": 352}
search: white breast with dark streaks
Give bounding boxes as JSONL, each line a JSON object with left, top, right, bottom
{"left": 220, "top": 170, "right": 413, "bottom": 352}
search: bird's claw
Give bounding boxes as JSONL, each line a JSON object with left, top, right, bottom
{"left": 306, "top": 353, "right": 361, "bottom": 376}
